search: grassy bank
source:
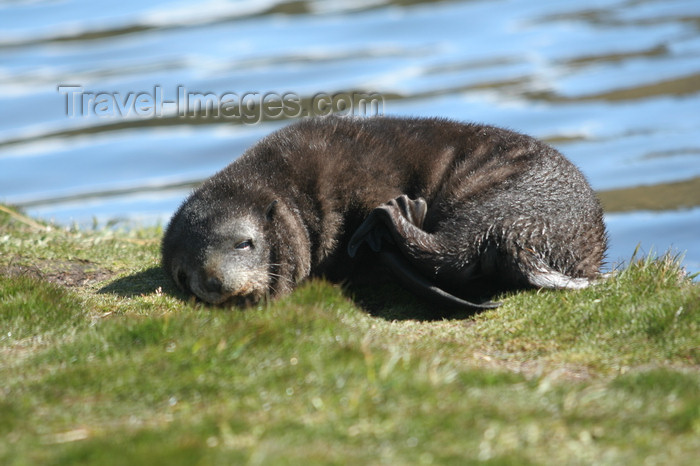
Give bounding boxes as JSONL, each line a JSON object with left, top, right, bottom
{"left": 1, "top": 205, "right": 698, "bottom": 465}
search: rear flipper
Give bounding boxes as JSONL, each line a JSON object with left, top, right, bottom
{"left": 348, "top": 195, "right": 428, "bottom": 256}
{"left": 349, "top": 194, "right": 500, "bottom": 310}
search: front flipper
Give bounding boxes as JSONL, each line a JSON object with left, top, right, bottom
{"left": 348, "top": 195, "right": 500, "bottom": 310}
{"left": 378, "top": 248, "right": 500, "bottom": 310}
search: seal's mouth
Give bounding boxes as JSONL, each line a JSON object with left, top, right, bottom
{"left": 169, "top": 259, "right": 271, "bottom": 307}
{"left": 223, "top": 294, "right": 263, "bottom": 308}
{"left": 181, "top": 271, "right": 264, "bottom": 308}
{"left": 193, "top": 289, "right": 263, "bottom": 308}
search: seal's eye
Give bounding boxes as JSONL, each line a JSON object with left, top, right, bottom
{"left": 235, "top": 239, "right": 253, "bottom": 250}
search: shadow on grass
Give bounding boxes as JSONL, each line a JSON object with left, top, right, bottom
{"left": 98, "top": 266, "right": 182, "bottom": 298}
{"left": 98, "top": 266, "right": 489, "bottom": 321}
{"left": 342, "top": 281, "right": 489, "bottom": 322}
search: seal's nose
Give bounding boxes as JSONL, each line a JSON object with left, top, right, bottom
{"left": 203, "top": 275, "right": 223, "bottom": 294}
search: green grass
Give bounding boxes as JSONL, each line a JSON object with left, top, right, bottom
{"left": 1, "top": 205, "right": 699, "bottom": 465}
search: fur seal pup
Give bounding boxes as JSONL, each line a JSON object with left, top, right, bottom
{"left": 162, "top": 115, "right": 606, "bottom": 308}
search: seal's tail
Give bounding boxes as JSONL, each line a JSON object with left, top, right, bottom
{"left": 517, "top": 250, "right": 594, "bottom": 290}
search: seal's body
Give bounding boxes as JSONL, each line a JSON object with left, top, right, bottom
{"left": 162, "top": 116, "right": 606, "bottom": 308}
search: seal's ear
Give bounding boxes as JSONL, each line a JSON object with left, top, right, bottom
{"left": 264, "top": 200, "right": 278, "bottom": 221}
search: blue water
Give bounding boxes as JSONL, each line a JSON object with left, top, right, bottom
{"left": 1, "top": 0, "right": 699, "bottom": 275}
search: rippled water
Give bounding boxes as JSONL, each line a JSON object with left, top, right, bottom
{"left": 1, "top": 0, "right": 698, "bottom": 274}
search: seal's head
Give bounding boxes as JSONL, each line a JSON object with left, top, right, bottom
{"left": 162, "top": 180, "right": 310, "bottom": 306}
